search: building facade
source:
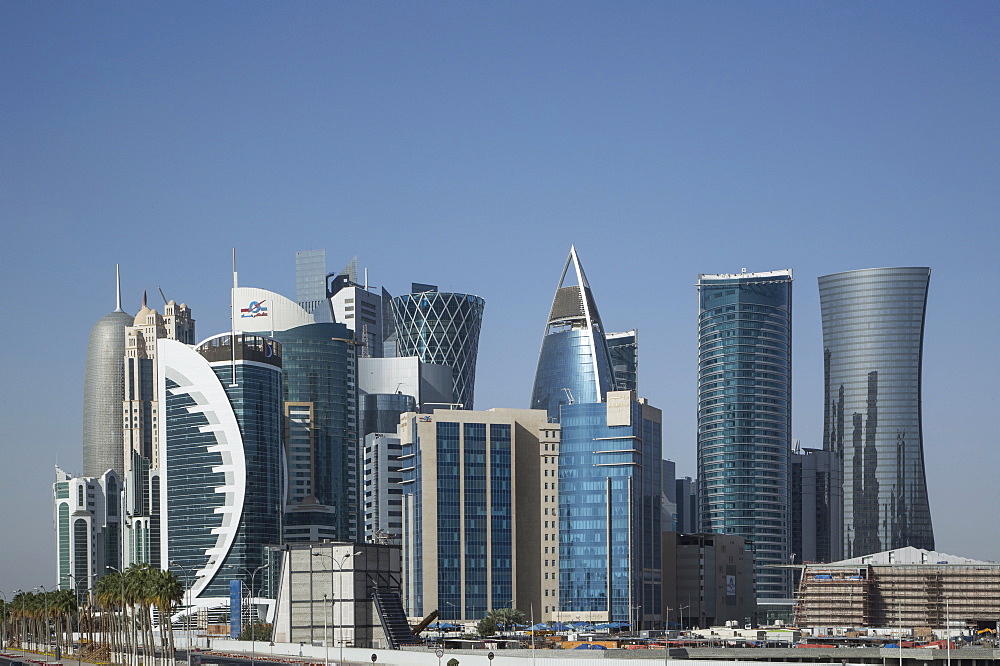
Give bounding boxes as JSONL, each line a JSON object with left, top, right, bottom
{"left": 790, "top": 445, "right": 843, "bottom": 564}
{"left": 53, "top": 467, "right": 122, "bottom": 599}
{"left": 272, "top": 323, "right": 359, "bottom": 543}
{"left": 158, "top": 334, "right": 283, "bottom": 602}
{"left": 398, "top": 408, "right": 554, "bottom": 622}
{"left": 697, "top": 269, "right": 793, "bottom": 598}
{"left": 272, "top": 541, "right": 414, "bottom": 649}
{"left": 390, "top": 285, "right": 485, "bottom": 410}
{"left": 819, "top": 267, "right": 934, "bottom": 558}
{"left": 121, "top": 297, "right": 195, "bottom": 568}
{"left": 556, "top": 391, "right": 662, "bottom": 627}
{"left": 606, "top": 330, "right": 638, "bottom": 392}
{"left": 794, "top": 548, "right": 999, "bottom": 630}
{"left": 530, "top": 247, "right": 615, "bottom": 420}
{"left": 662, "top": 532, "right": 754, "bottom": 629}
{"left": 83, "top": 267, "right": 133, "bottom": 478}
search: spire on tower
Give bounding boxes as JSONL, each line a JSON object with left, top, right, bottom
{"left": 114, "top": 264, "right": 124, "bottom": 313}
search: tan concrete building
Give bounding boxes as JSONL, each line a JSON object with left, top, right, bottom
{"left": 398, "top": 408, "right": 558, "bottom": 624}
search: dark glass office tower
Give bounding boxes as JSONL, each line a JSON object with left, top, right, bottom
{"left": 607, "top": 330, "right": 638, "bottom": 392}
{"left": 819, "top": 267, "right": 934, "bottom": 558}
{"left": 272, "top": 323, "right": 359, "bottom": 543}
{"left": 160, "top": 334, "right": 283, "bottom": 601}
{"left": 697, "top": 269, "right": 792, "bottom": 598}
{"left": 531, "top": 247, "right": 615, "bottom": 420}
{"left": 391, "top": 285, "right": 485, "bottom": 409}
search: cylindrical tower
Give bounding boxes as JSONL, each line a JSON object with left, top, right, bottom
{"left": 697, "top": 269, "right": 793, "bottom": 599}
{"left": 391, "top": 287, "right": 485, "bottom": 410}
{"left": 83, "top": 309, "right": 133, "bottom": 477}
{"left": 819, "top": 267, "right": 933, "bottom": 558}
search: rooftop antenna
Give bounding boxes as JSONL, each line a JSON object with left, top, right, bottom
{"left": 114, "top": 264, "right": 124, "bottom": 313}
{"left": 230, "top": 248, "right": 239, "bottom": 387}
{"left": 364, "top": 267, "right": 369, "bottom": 291}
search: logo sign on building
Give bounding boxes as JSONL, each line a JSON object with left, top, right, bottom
{"left": 241, "top": 300, "right": 269, "bottom": 318}
{"left": 726, "top": 574, "right": 737, "bottom": 597}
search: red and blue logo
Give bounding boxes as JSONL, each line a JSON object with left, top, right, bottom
{"left": 240, "top": 300, "right": 269, "bottom": 318}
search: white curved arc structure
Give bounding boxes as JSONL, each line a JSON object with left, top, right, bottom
{"left": 158, "top": 338, "right": 247, "bottom": 601}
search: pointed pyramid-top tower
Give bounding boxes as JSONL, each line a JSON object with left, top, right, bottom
{"left": 530, "top": 246, "right": 614, "bottom": 420}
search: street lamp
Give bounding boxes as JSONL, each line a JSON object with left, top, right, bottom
{"left": 170, "top": 561, "right": 196, "bottom": 666}
{"left": 322, "top": 593, "right": 330, "bottom": 666}
{"left": 36, "top": 586, "right": 50, "bottom": 662}
{"left": 313, "top": 550, "right": 363, "bottom": 666}
{"left": 243, "top": 564, "right": 269, "bottom": 666}
{"left": 15, "top": 590, "right": 26, "bottom": 651}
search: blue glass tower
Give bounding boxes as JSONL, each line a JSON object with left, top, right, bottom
{"left": 531, "top": 247, "right": 615, "bottom": 420}
{"left": 558, "top": 392, "right": 662, "bottom": 625}
{"left": 697, "top": 269, "right": 792, "bottom": 599}
{"left": 819, "top": 267, "right": 934, "bottom": 558}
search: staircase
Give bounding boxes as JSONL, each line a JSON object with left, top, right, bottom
{"left": 372, "top": 584, "right": 418, "bottom": 649}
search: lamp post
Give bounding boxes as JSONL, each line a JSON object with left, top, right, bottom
{"left": 663, "top": 607, "right": 671, "bottom": 666}
{"left": 322, "top": 594, "right": 329, "bottom": 666}
{"left": 170, "top": 561, "right": 195, "bottom": 666}
{"left": 243, "top": 564, "right": 269, "bottom": 666}
{"left": 678, "top": 606, "right": 689, "bottom": 634}
{"left": 313, "top": 550, "right": 362, "bottom": 666}
{"left": 36, "top": 585, "right": 50, "bottom": 662}
{"left": 15, "top": 590, "right": 26, "bottom": 651}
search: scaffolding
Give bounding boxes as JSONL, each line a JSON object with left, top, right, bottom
{"left": 794, "top": 563, "right": 1000, "bottom": 630}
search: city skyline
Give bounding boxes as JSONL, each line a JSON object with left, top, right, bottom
{"left": 2, "top": 3, "right": 997, "bottom": 593}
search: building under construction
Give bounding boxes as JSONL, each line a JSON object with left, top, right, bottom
{"left": 794, "top": 547, "right": 1000, "bottom": 631}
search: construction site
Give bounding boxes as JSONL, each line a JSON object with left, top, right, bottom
{"left": 794, "top": 548, "right": 1000, "bottom": 632}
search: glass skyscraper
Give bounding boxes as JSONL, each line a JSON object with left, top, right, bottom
{"left": 819, "top": 267, "right": 934, "bottom": 558}
{"left": 558, "top": 392, "right": 662, "bottom": 625}
{"left": 391, "top": 285, "right": 485, "bottom": 410}
{"left": 530, "top": 247, "right": 615, "bottom": 420}
{"left": 697, "top": 269, "right": 792, "bottom": 598}
{"left": 272, "top": 323, "right": 359, "bottom": 543}
{"left": 160, "top": 333, "right": 283, "bottom": 601}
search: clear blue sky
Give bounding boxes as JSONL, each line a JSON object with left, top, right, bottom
{"left": 2, "top": 2, "right": 997, "bottom": 593}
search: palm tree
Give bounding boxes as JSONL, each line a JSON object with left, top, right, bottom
{"left": 149, "top": 569, "right": 183, "bottom": 666}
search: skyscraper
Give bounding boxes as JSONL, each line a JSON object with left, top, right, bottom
{"left": 530, "top": 247, "right": 615, "bottom": 420}
{"left": 606, "top": 330, "right": 638, "bottom": 392}
{"left": 121, "top": 296, "right": 194, "bottom": 568}
{"left": 398, "top": 408, "right": 555, "bottom": 622}
{"left": 697, "top": 269, "right": 792, "bottom": 598}
{"left": 272, "top": 322, "right": 359, "bottom": 543}
{"left": 83, "top": 267, "right": 133, "bottom": 478}
{"left": 556, "top": 391, "right": 662, "bottom": 625}
{"left": 818, "top": 267, "right": 934, "bottom": 558}
{"left": 391, "top": 285, "right": 485, "bottom": 409}
{"left": 159, "top": 333, "right": 283, "bottom": 601}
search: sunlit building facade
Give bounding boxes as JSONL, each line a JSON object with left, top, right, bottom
{"left": 555, "top": 391, "right": 662, "bottom": 626}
